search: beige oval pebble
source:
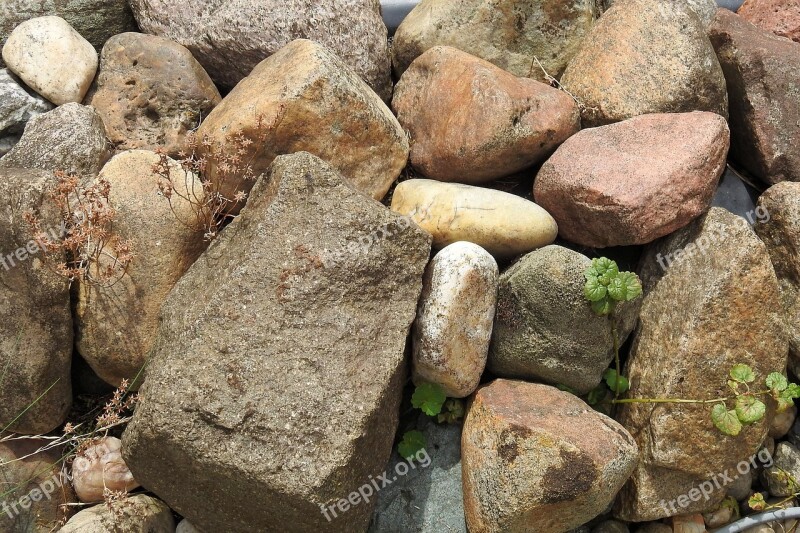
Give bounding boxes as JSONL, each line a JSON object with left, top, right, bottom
{"left": 390, "top": 179, "right": 557, "bottom": 258}
{"left": 2, "top": 16, "right": 98, "bottom": 105}
{"left": 413, "top": 242, "right": 498, "bottom": 398}
{"left": 71, "top": 436, "right": 139, "bottom": 502}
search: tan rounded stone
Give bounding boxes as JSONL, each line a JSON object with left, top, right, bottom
{"left": 72, "top": 436, "right": 140, "bottom": 503}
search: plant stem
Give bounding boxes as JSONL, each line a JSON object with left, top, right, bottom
{"left": 610, "top": 314, "right": 620, "bottom": 399}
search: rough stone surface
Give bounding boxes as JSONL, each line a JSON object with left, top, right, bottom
{"left": 739, "top": 0, "right": 800, "bottom": 42}
{"left": 392, "top": 0, "right": 601, "bottom": 83}
{"left": 462, "top": 380, "right": 638, "bottom": 533}
{"left": 122, "top": 152, "right": 432, "bottom": 533}
{"left": 196, "top": 39, "right": 407, "bottom": 211}
{"left": 0, "top": 103, "right": 110, "bottom": 177}
{"left": 0, "top": 0, "right": 137, "bottom": 67}
{"left": 604, "top": 0, "right": 718, "bottom": 26}
{"left": 770, "top": 404, "right": 796, "bottom": 439}
{"left": 488, "top": 245, "right": 640, "bottom": 394}
{"left": 533, "top": 112, "right": 730, "bottom": 247}
{"left": 710, "top": 9, "right": 800, "bottom": 185}
{"left": 392, "top": 46, "right": 580, "bottom": 184}
{"left": 87, "top": 32, "right": 221, "bottom": 156}
{"left": 561, "top": 0, "right": 728, "bottom": 126}
{"left": 390, "top": 179, "right": 558, "bottom": 259}
{"left": 0, "top": 168, "right": 72, "bottom": 434}
{"left": 368, "top": 417, "right": 466, "bottom": 533}
{"left": 75, "top": 150, "right": 207, "bottom": 387}
{"left": 763, "top": 442, "right": 800, "bottom": 497}
{"left": 755, "top": 182, "right": 800, "bottom": 374}
{"left": 412, "top": 241, "right": 498, "bottom": 398}
{"left": 72, "top": 437, "right": 140, "bottom": 503}
{"left": 129, "top": 0, "right": 391, "bottom": 99}
{"left": 0, "top": 68, "right": 53, "bottom": 152}
{"left": 2, "top": 16, "right": 98, "bottom": 105}
{"left": 59, "top": 494, "right": 175, "bottom": 533}
{"left": 0, "top": 439, "right": 76, "bottom": 532}
{"left": 614, "top": 207, "right": 789, "bottom": 521}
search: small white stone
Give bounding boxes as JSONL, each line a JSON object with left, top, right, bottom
{"left": 412, "top": 241, "right": 498, "bottom": 397}
{"left": 2, "top": 16, "right": 98, "bottom": 105}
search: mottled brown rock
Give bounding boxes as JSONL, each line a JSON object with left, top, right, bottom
{"left": 755, "top": 182, "right": 800, "bottom": 376}
{"left": 59, "top": 494, "right": 174, "bottom": 533}
{"left": 614, "top": 208, "right": 788, "bottom": 521}
{"left": 0, "top": 168, "right": 72, "bottom": 434}
{"left": 462, "top": 380, "right": 638, "bottom": 533}
{"left": 87, "top": 33, "right": 221, "bottom": 156}
{"left": 392, "top": 0, "right": 601, "bottom": 83}
{"left": 561, "top": 0, "right": 728, "bottom": 126}
{"left": 534, "top": 112, "right": 729, "bottom": 247}
{"left": 196, "top": 39, "right": 408, "bottom": 212}
{"left": 709, "top": 9, "right": 800, "bottom": 185}
{"left": 739, "top": 0, "right": 800, "bottom": 42}
{"left": 392, "top": 46, "right": 580, "bottom": 184}
{"left": 129, "top": 0, "right": 391, "bottom": 99}
{"left": 122, "top": 152, "right": 432, "bottom": 533}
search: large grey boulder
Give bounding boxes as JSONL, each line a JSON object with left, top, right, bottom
{"left": 129, "top": 0, "right": 392, "bottom": 99}
{"left": 122, "top": 152, "right": 432, "bottom": 532}
{"left": 0, "top": 168, "right": 72, "bottom": 434}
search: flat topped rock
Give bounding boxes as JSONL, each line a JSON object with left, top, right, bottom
{"left": 122, "top": 152, "right": 432, "bottom": 533}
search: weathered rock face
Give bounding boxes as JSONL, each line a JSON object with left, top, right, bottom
{"left": 392, "top": 46, "right": 580, "bottom": 184}
{"left": 87, "top": 33, "right": 221, "bottom": 156}
{"left": 561, "top": 0, "right": 728, "bottom": 126}
{"left": 755, "top": 182, "right": 800, "bottom": 372}
{"left": 603, "top": 0, "right": 718, "bottom": 26}
{"left": 0, "top": 0, "right": 136, "bottom": 67}
{"left": 412, "top": 241, "right": 498, "bottom": 398}
{"left": 1, "top": 16, "right": 98, "bottom": 105}
{"left": 614, "top": 208, "right": 788, "bottom": 521}
{"left": 738, "top": 0, "right": 800, "bottom": 42}
{"left": 462, "top": 380, "right": 639, "bottom": 533}
{"left": 0, "top": 439, "right": 77, "bottom": 532}
{"left": 72, "top": 437, "right": 140, "bottom": 503}
{"left": 122, "top": 152, "right": 432, "bottom": 533}
{"left": 392, "top": 0, "right": 601, "bottom": 83}
{"left": 75, "top": 150, "right": 207, "bottom": 387}
{"left": 488, "top": 245, "right": 640, "bottom": 394}
{"left": 763, "top": 442, "right": 800, "bottom": 497}
{"left": 709, "top": 9, "right": 800, "bottom": 185}
{"left": 0, "top": 168, "right": 72, "bottom": 434}
{"left": 0, "top": 103, "right": 110, "bottom": 177}
{"left": 0, "top": 68, "right": 53, "bottom": 156}
{"left": 533, "top": 112, "right": 730, "bottom": 248}
{"left": 390, "top": 179, "right": 558, "bottom": 259}
{"left": 128, "top": 0, "right": 391, "bottom": 99}
{"left": 59, "top": 494, "right": 175, "bottom": 533}
{"left": 196, "top": 39, "right": 407, "bottom": 211}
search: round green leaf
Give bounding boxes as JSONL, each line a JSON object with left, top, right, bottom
{"left": 607, "top": 276, "right": 627, "bottom": 301}
{"left": 617, "top": 271, "right": 643, "bottom": 301}
{"left": 785, "top": 383, "right": 800, "bottom": 399}
{"left": 584, "top": 277, "right": 608, "bottom": 302}
{"left": 735, "top": 395, "right": 766, "bottom": 424}
{"left": 411, "top": 382, "right": 447, "bottom": 416}
{"left": 398, "top": 430, "right": 426, "bottom": 460}
{"left": 711, "top": 403, "right": 742, "bottom": 436}
{"left": 603, "top": 368, "right": 630, "bottom": 394}
{"left": 591, "top": 257, "right": 619, "bottom": 278}
{"left": 730, "top": 364, "right": 756, "bottom": 384}
{"left": 591, "top": 297, "right": 614, "bottom": 316}
{"left": 766, "top": 372, "right": 789, "bottom": 392}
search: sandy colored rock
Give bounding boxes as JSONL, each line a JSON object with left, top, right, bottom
{"left": 739, "top": 0, "right": 800, "bottom": 42}
{"left": 412, "top": 242, "right": 498, "bottom": 398}
{"left": 196, "top": 39, "right": 407, "bottom": 212}
{"left": 488, "top": 245, "right": 640, "bottom": 394}
{"left": 122, "top": 152, "right": 431, "bottom": 532}
{"left": 614, "top": 208, "right": 788, "bottom": 521}
{"left": 709, "top": 9, "right": 800, "bottom": 185}
{"left": 755, "top": 182, "right": 800, "bottom": 374}
{"left": 533, "top": 112, "right": 730, "bottom": 247}
{"left": 0, "top": 103, "right": 110, "bottom": 177}
{"left": 88, "top": 33, "right": 221, "bottom": 156}
{"left": 72, "top": 437, "right": 140, "bottom": 503}
{"left": 59, "top": 494, "right": 175, "bottom": 533}
{"left": 392, "top": 46, "right": 580, "bottom": 184}
{"left": 561, "top": 0, "right": 728, "bottom": 126}
{"left": 129, "top": 0, "right": 391, "bottom": 99}
{"left": 462, "top": 380, "right": 638, "bottom": 533}
{"left": 2, "top": 16, "right": 97, "bottom": 105}
{"left": 0, "top": 168, "right": 72, "bottom": 434}
{"left": 75, "top": 150, "right": 206, "bottom": 387}
{"left": 390, "top": 179, "right": 557, "bottom": 259}
{"left": 603, "top": 0, "right": 718, "bottom": 26}
{"left": 392, "top": 0, "right": 601, "bottom": 83}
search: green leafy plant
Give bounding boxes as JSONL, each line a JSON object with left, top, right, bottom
{"left": 398, "top": 382, "right": 462, "bottom": 459}
{"left": 398, "top": 430, "right": 426, "bottom": 460}
{"left": 411, "top": 382, "right": 447, "bottom": 416}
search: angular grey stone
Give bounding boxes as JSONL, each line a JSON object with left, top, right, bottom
{"left": 0, "top": 68, "right": 53, "bottom": 137}
{"left": 122, "top": 152, "right": 432, "bottom": 533}
{"left": 763, "top": 442, "right": 800, "bottom": 497}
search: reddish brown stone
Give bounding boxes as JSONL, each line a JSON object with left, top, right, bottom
{"left": 739, "top": 0, "right": 800, "bottom": 42}
{"left": 533, "top": 112, "right": 729, "bottom": 248}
